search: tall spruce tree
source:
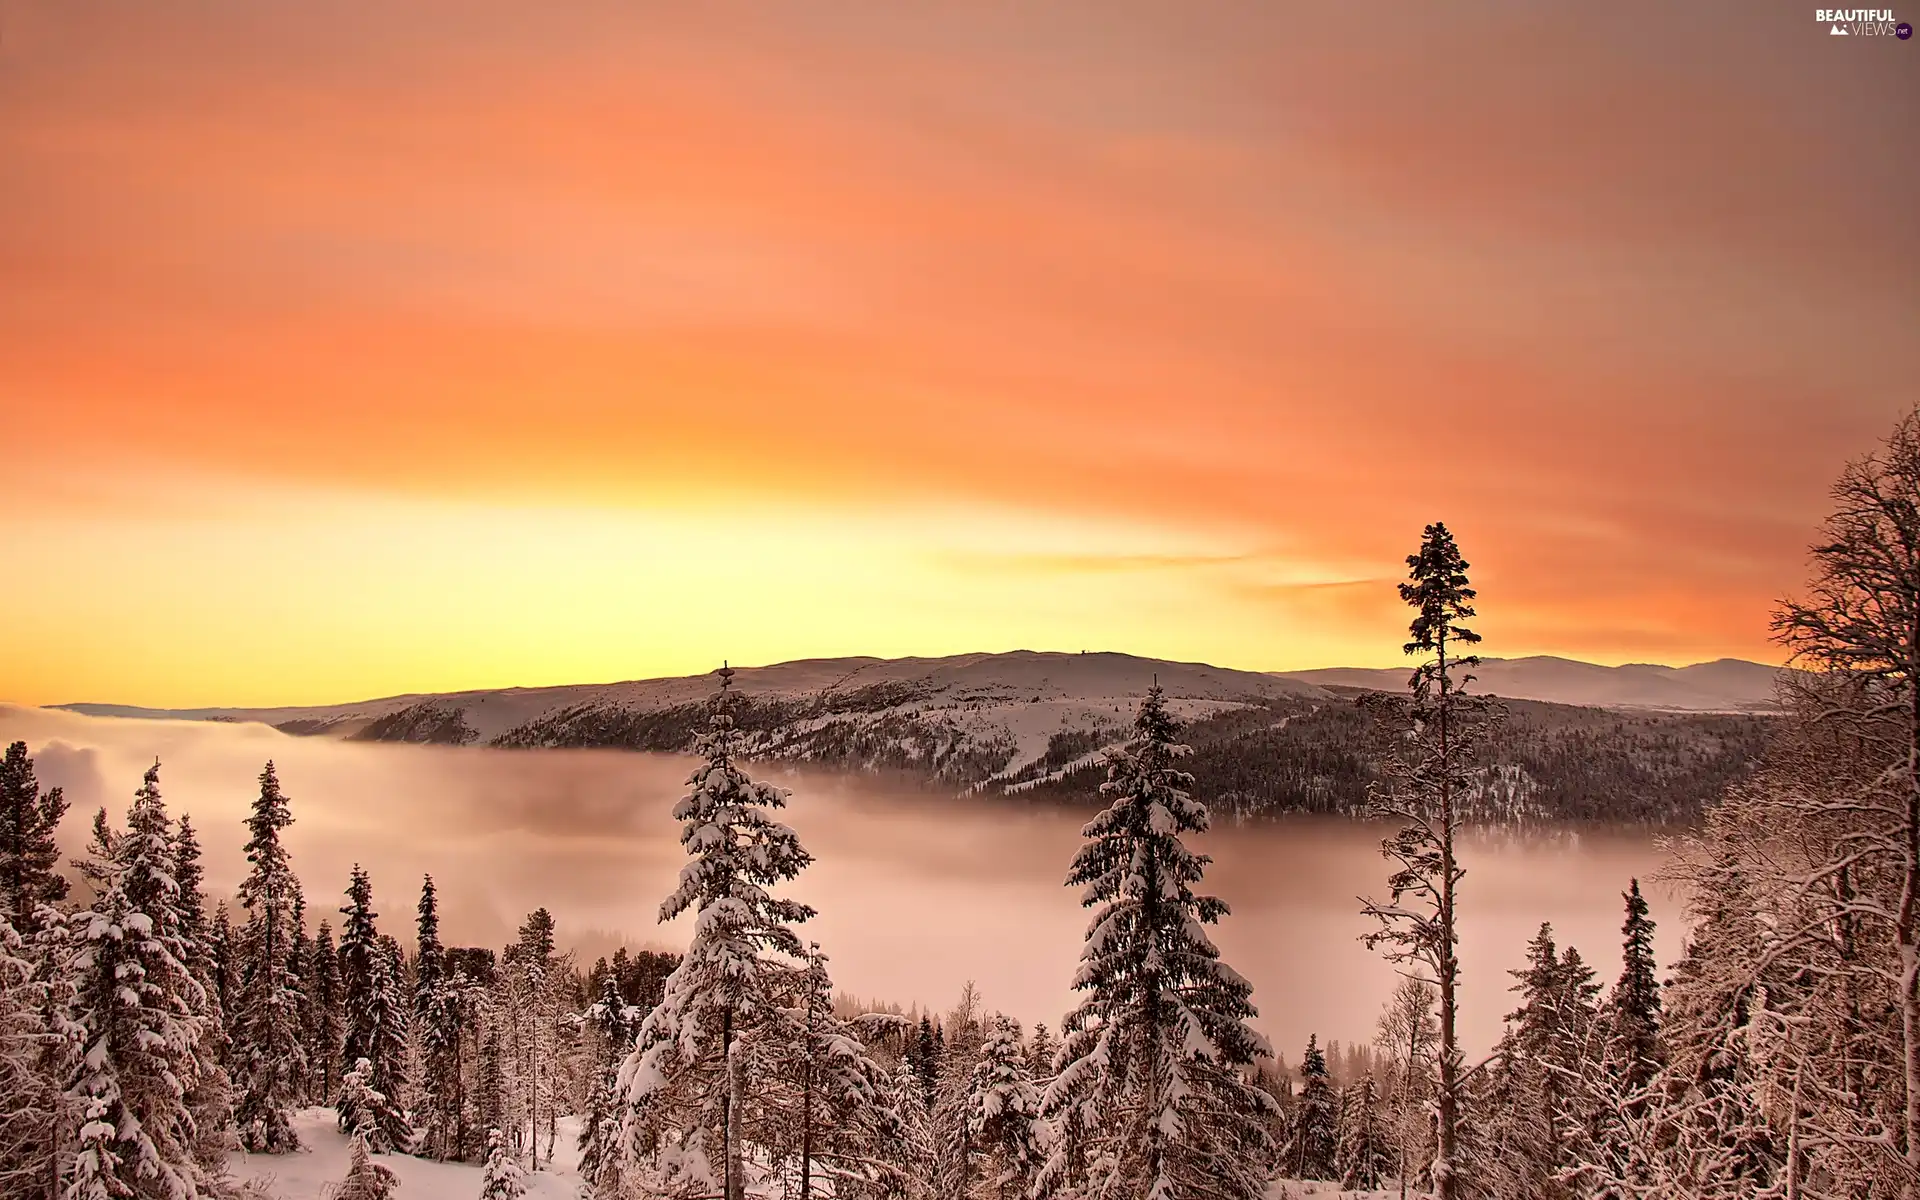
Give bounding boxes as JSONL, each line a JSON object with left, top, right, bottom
{"left": 773, "top": 942, "right": 892, "bottom": 1200}
{"left": 338, "top": 865, "right": 411, "bottom": 1151}
{"left": 887, "top": 1055, "right": 936, "bottom": 1199}
{"left": 1359, "top": 521, "right": 1492, "bottom": 1200}
{"left": 1027, "top": 1022, "right": 1053, "bottom": 1078}
{"left": 337, "top": 1060, "right": 400, "bottom": 1200}
{"left": 1036, "top": 684, "right": 1276, "bottom": 1200}
{"left": 965, "top": 1014, "right": 1041, "bottom": 1200}
{"left": 477, "top": 1025, "right": 507, "bottom": 1167}
{"left": 1610, "top": 878, "right": 1662, "bottom": 1093}
{"left": 620, "top": 665, "right": 816, "bottom": 1200}
{"left": 1289, "top": 1035, "right": 1339, "bottom": 1181}
{"left": 415, "top": 875, "right": 461, "bottom": 1160}
{"left": 307, "top": 921, "right": 345, "bottom": 1105}
{"left": 209, "top": 902, "right": 238, "bottom": 1050}
{"left": 171, "top": 815, "right": 208, "bottom": 963}
{"left": 62, "top": 765, "right": 207, "bottom": 1200}
{"left": 173, "top": 811, "right": 236, "bottom": 1184}
{"left": 912, "top": 1015, "right": 940, "bottom": 1110}
{"left": 1336, "top": 1075, "right": 1392, "bottom": 1191}
{"left": 1480, "top": 925, "right": 1601, "bottom": 1198}
{"left": 0, "top": 912, "right": 51, "bottom": 1198}
{"left": 0, "top": 740, "right": 69, "bottom": 935}
{"left": 234, "top": 760, "right": 306, "bottom": 1153}
{"left": 287, "top": 885, "right": 312, "bottom": 1102}
{"left": 578, "top": 971, "right": 642, "bottom": 1193}
{"left": 514, "top": 907, "right": 557, "bottom": 1169}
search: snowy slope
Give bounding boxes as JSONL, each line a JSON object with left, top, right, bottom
{"left": 56, "top": 651, "right": 1318, "bottom": 739}
{"left": 1275, "top": 655, "right": 1790, "bottom": 713}
{"left": 228, "top": 1108, "right": 582, "bottom": 1200}
{"left": 224, "top": 1109, "right": 1399, "bottom": 1200}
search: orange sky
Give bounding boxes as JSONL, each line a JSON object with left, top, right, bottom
{"left": 3, "top": 1, "right": 1917, "bottom": 708}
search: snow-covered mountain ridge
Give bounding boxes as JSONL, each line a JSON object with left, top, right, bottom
{"left": 51, "top": 650, "right": 1773, "bottom": 826}
{"left": 1274, "top": 654, "right": 1790, "bottom": 713}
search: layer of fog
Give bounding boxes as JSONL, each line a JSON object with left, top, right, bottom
{"left": 1, "top": 704, "right": 1675, "bottom": 1056}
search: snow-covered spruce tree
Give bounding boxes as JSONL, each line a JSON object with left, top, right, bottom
{"left": 338, "top": 866, "right": 411, "bottom": 1151}
{"left": 2, "top": 744, "right": 77, "bottom": 1200}
{"left": 578, "top": 969, "right": 643, "bottom": 1191}
{"left": 333, "top": 1126, "right": 398, "bottom": 1200}
{"left": 1, "top": 739, "right": 71, "bottom": 935}
{"left": 339, "top": 1056, "right": 407, "bottom": 1157}
{"left": 287, "top": 886, "right": 311, "bottom": 1104}
{"left": 307, "top": 920, "right": 345, "bottom": 1106}
{"left": 480, "top": 1127, "right": 526, "bottom": 1200}
{"left": 208, "top": 903, "right": 238, "bottom": 1052}
{"left": 1036, "top": 683, "right": 1276, "bottom": 1200}
{"left": 885, "top": 1055, "right": 936, "bottom": 1198}
{"left": 335, "top": 1066, "right": 400, "bottom": 1200}
{"left": 1358, "top": 521, "right": 1495, "bottom": 1200}
{"left": 0, "top": 914, "right": 54, "bottom": 1198}
{"left": 1608, "top": 878, "right": 1662, "bottom": 1097}
{"left": 233, "top": 760, "right": 307, "bottom": 1153}
{"left": 1475, "top": 925, "right": 1601, "bottom": 1200}
{"left": 1372, "top": 976, "right": 1437, "bottom": 1200}
{"left": 931, "top": 989, "right": 986, "bottom": 1200}
{"left": 494, "top": 947, "right": 529, "bottom": 1160}
{"left": 512, "top": 908, "right": 559, "bottom": 1168}
{"left": 288, "top": 883, "right": 311, "bottom": 1098}
{"left": 172, "top": 814, "right": 210, "bottom": 975}
{"left": 173, "top": 812, "right": 238, "bottom": 1184}
{"left": 450, "top": 956, "right": 495, "bottom": 1163}
{"left": 1028, "top": 1022, "right": 1053, "bottom": 1079}
{"left": 1336, "top": 1075, "right": 1392, "bottom": 1191}
{"left": 62, "top": 764, "right": 207, "bottom": 1200}
{"left": 414, "top": 875, "right": 461, "bottom": 1160}
{"left": 910, "top": 1016, "right": 940, "bottom": 1112}
{"left": 32, "top": 898, "right": 87, "bottom": 1200}
{"left": 965, "top": 1014, "right": 1041, "bottom": 1200}
{"left": 1286, "top": 1035, "right": 1338, "bottom": 1181}
{"left": 619, "top": 664, "right": 817, "bottom": 1200}
{"left": 476, "top": 1024, "right": 508, "bottom": 1167}
{"left": 758, "top": 942, "right": 896, "bottom": 1199}
{"left": 576, "top": 1062, "right": 619, "bottom": 1196}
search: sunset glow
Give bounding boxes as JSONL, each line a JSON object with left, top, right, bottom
{"left": 5, "top": 2, "right": 1916, "bottom": 706}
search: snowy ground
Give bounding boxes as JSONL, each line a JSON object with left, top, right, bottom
{"left": 228, "top": 1109, "right": 584, "bottom": 1200}
{"left": 227, "top": 1112, "right": 1405, "bottom": 1200}
{"left": 1268, "top": 1183, "right": 1403, "bottom": 1199}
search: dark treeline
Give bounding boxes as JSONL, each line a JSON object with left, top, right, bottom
{"left": 351, "top": 683, "right": 1765, "bottom": 830}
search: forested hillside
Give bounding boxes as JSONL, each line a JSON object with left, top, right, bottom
{"left": 477, "top": 686, "right": 1768, "bottom": 828}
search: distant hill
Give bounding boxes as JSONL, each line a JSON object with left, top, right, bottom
{"left": 1273, "top": 656, "right": 1790, "bottom": 713}
{"left": 55, "top": 648, "right": 1323, "bottom": 761}
{"left": 51, "top": 649, "right": 1774, "bottom": 827}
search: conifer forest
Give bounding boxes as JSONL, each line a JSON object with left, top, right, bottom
{"left": 8, "top": 407, "right": 1920, "bottom": 1199}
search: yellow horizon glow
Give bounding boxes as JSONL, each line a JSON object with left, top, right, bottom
{"left": 1, "top": 470, "right": 1785, "bottom": 710}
